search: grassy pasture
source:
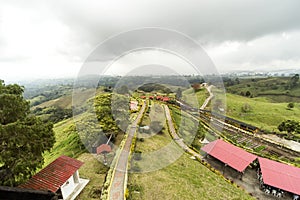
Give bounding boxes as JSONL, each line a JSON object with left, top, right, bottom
{"left": 129, "top": 135, "right": 254, "bottom": 200}
{"left": 225, "top": 93, "right": 300, "bottom": 131}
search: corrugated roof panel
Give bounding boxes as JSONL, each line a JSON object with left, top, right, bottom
{"left": 201, "top": 139, "right": 257, "bottom": 172}
{"left": 19, "top": 155, "right": 83, "bottom": 193}
{"left": 259, "top": 157, "right": 300, "bottom": 195}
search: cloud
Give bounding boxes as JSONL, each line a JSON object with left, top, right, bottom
{"left": 0, "top": 0, "right": 300, "bottom": 81}
{"left": 47, "top": 0, "right": 300, "bottom": 43}
{"left": 207, "top": 31, "right": 300, "bottom": 72}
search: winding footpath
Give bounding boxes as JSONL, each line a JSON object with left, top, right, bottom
{"left": 162, "top": 85, "right": 216, "bottom": 158}
{"left": 200, "top": 85, "right": 214, "bottom": 109}
{"left": 108, "top": 101, "right": 146, "bottom": 200}
{"left": 164, "top": 105, "right": 203, "bottom": 159}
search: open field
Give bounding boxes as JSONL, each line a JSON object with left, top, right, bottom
{"left": 129, "top": 144, "right": 254, "bottom": 200}
{"left": 225, "top": 93, "right": 300, "bottom": 132}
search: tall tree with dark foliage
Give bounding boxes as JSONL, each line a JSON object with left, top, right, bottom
{"left": 0, "top": 80, "right": 55, "bottom": 186}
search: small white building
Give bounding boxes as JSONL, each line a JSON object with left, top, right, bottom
{"left": 19, "top": 155, "right": 89, "bottom": 200}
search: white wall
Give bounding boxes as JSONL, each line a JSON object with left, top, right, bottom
{"left": 61, "top": 170, "right": 80, "bottom": 199}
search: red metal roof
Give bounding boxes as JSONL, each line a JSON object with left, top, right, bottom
{"left": 162, "top": 97, "right": 170, "bottom": 102}
{"left": 97, "top": 144, "right": 112, "bottom": 154}
{"left": 19, "top": 155, "right": 83, "bottom": 193}
{"left": 201, "top": 139, "right": 257, "bottom": 172}
{"left": 258, "top": 157, "right": 300, "bottom": 195}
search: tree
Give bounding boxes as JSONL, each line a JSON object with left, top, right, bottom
{"left": 94, "top": 93, "right": 130, "bottom": 133}
{"left": 287, "top": 102, "right": 295, "bottom": 109}
{"left": 196, "top": 122, "right": 205, "bottom": 141}
{"left": 115, "top": 85, "right": 129, "bottom": 95}
{"left": 0, "top": 80, "right": 55, "bottom": 186}
{"left": 241, "top": 103, "right": 252, "bottom": 113}
{"left": 191, "top": 122, "right": 205, "bottom": 150}
{"left": 278, "top": 120, "right": 300, "bottom": 137}
{"left": 245, "top": 91, "right": 251, "bottom": 97}
{"left": 176, "top": 88, "right": 182, "bottom": 99}
{"left": 289, "top": 74, "right": 299, "bottom": 89}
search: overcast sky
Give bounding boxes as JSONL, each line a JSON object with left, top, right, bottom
{"left": 1, "top": 0, "right": 300, "bottom": 81}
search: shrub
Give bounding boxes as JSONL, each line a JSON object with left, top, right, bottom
{"left": 89, "top": 186, "right": 102, "bottom": 198}
{"left": 134, "top": 151, "right": 142, "bottom": 160}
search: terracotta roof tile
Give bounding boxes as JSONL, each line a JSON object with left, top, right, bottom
{"left": 19, "top": 155, "right": 83, "bottom": 193}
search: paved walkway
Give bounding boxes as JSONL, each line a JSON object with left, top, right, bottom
{"left": 109, "top": 102, "right": 146, "bottom": 200}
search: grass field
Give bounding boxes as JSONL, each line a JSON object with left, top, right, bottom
{"left": 129, "top": 135, "right": 254, "bottom": 200}
{"left": 225, "top": 93, "right": 300, "bottom": 131}
{"left": 129, "top": 104, "right": 254, "bottom": 200}
{"left": 182, "top": 88, "right": 209, "bottom": 108}
{"left": 76, "top": 153, "right": 108, "bottom": 200}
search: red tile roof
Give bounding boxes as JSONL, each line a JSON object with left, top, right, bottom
{"left": 19, "top": 155, "right": 83, "bottom": 193}
{"left": 258, "top": 157, "right": 300, "bottom": 195}
{"left": 97, "top": 144, "right": 112, "bottom": 154}
{"left": 162, "top": 97, "right": 170, "bottom": 102}
{"left": 201, "top": 139, "right": 257, "bottom": 172}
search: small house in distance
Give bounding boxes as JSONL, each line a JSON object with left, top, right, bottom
{"left": 19, "top": 155, "right": 89, "bottom": 200}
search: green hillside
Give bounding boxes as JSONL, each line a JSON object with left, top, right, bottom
{"left": 225, "top": 76, "right": 300, "bottom": 102}
{"left": 32, "top": 88, "right": 95, "bottom": 109}
{"left": 225, "top": 93, "right": 300, "bottom": 132}
{"left": 182, "top": 87, "right": 209, "bottom": 108}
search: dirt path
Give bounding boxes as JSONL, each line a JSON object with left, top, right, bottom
{"left": 108, "top": 102, "right": 146, "bottom": 200}
{"left": 164, "top": 105, "right": 202, "bottom": 159}
{"left": 200, "top": 85, "right": 214, "bottom": 109}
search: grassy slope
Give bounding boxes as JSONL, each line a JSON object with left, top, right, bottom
{"left": 182, "top": 88, "right": 209, "bottom": 108}
{"left": 43, "top": 117, "right": 86, "bottom": 166}
{"left": 33, "top": 88, "right": 95, "bottom": 109}
{"left": 76, "top": 153, "right": 108, "bottom": 200}
{"left": 226, "top": 77, "right": 300, "bottom": 101}
{"left": 225, "top": 93, "right": 300, "bottom": 131}
{"left": 129, "top": 103, "right": 253, "bottom": 200}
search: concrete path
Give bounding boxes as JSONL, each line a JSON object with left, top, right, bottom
{"left": 108, "top": 102, "right": 146, "bottom": 200}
